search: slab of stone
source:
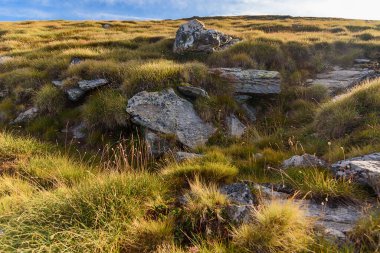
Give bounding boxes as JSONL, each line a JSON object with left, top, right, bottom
{"left": 66, "top": 88, "right": 85, "bottom": 102}
{"left": 126, "top": 88, "right": 216, "bottom": 149}
{"left": 306, "top": 66, "right": 377, "bottom": 95}
{"left": 177, "top": 85, "right": 209, "bottom": 99}
{"left": 226, "top": 114, "right": 246, "bottom": 137}
{"left": 12, "top": 107, "right": 38, "bottom": 124}
{"left": 332, "top": 153, "right": 380, "bottom": 196}
{"left": 78, "top": 79, "right": 108, "bottom": 91}
{"left": 173, "top": 19, "right": 240, "bottom": 54}
{"left": 175, "top": 152, "right": 204, "bottom": 162}
{"left": 354, "top": 58, "right": 371, "bottom": 64}
{"left": 283, "top": 154, "right": 327, "bottom": 169}
{"left": 211, "top": 68, "right": 281, "bottom": 95}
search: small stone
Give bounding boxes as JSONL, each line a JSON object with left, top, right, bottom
{"left": 354, "top": 58, "right": 371, "bottom": 64}
{"left": 177, "top": 85, "right": 209, "bottom": 99}
{"left": 283, "top": 154, "right": 327, "bottom": 169}
{"left": 226, "top": 114, "right": 246, "bottom": 137}
{"left": 70, "top": 57, "right": 82, "bottom": 65}
{"left": 102, "top": 23, "right": 111, "bottom": 29}
{"left": 12, "top": 107, "right": 39, "bottom": 124}
{"left": 52, "top": 80, "right": 64, "bottom": 87}
{"left": 175, "top": 152, "right": 204, "bottom": 162}
{"left": 66, "top": 88, "right": 85, "bottom": 102}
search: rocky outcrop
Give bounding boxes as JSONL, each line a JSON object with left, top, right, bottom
{"left": 12, "top": 107, "right": 38, "bottom": 124}
{"left": 126, "top": 88, "right": 215, "bottom": 149}
{"left": 211, "top": 68, "right": 281, "bottom": 95}
{"left": 220, "top": 183, "right": 256, "bottom": 224}
{"left": 283, "top": 154, "right": 327, "bottom": 169}
{"left": 226, "top": 114, "right": 246, "bottom": 137}
{"left": 234, "top": 95, "right": 257, "bottom": 122}
{"left": 175, "top": 152, "right": 204, "bottom": 162}
{"left": 332, "top": 153, "right": 380, "bottom": 196}
{"left": 173, "top": 19, "right": 240, "bottom": 54}
{"left": 306, "top": 66, "right": 377, "bottom": 95}
{"left": 53, "top": 79, "right": 109, "bottom": 101}
{"left": 177, "top": 85, "right": 209, "bottom": 99}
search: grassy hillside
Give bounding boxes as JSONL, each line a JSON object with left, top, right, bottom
{"left": 0, "top": 16, "right": 380, "bottom": 252}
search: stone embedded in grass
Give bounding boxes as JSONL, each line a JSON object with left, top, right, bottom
{"left": 306, "top": 66, "right": 377, "bottom": 95}
{"left": 70, "top": 57, "right": 82, "bottom": 65}
{"left": 283, "top": 154, "right": 327, "bottom": 169}
{"left": 127, "top": 88, "right": 215, "bottom": 149}
{"left": 221, "top": 183, "right": 256, "bottom": 224}
{"left": 177, "top": 85, "right": 209, "bottom": 99}
{"left": 66, "top": 87, "right": 85, "bottom": 101}
{"left": 210, "top": 68, "right": 281, "bottom": 95}
{"left": 175, "top": 152, "right": 204, "bottom": 162}
{"left": 354, "top": 58, "right": 371, "bottom": 64}
{"left": 332, "top": 153, "right": 380, "bottom": 196}
{"left": 58, "top": 78, "right": 109, "bottom": 101}
{"left": 78, "top": 79, "right": 108, "bottom": 91}
{"left": 12, "top": 107, "right": 38, "bottom": 124}
{"left": 144, "top": 129, "right": 173, "bottom": 156}
{"left": 173, "top": 19, "right": 240, "bottom": 54}
{"left": 226, "top": 114, "right": 246, "bottom": 138}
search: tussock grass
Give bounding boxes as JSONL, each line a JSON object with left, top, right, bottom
{"left": 33, "top": 84, "right": 65, "bottom": 114}
{"left": 350, "top": 211, "right": 380, "bottom": 252}
{"left": 315, "top": 78, "right": 380, "bottom": 138}
{"left": 82, "top": 89, "right": 128, "bottom": 130}
{"left": 162, "top": 151, "right": 238, "bottom": 185}
{"left": 232, "top": 200, "right": 313, "bottom": 253}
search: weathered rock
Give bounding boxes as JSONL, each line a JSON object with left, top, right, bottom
{"left": 234, "top": 95, "right": 257, "bottom": 122}
{"left": 173, "top": 19, "right": 239, "bottom": 54}
{"left": 12, "top": 107, "right": 38, "bottom": 124}
{"left": 283, "top": 154, "right": 327, "bottom": 169}
{"left": 226, "top": 114, "right": 246, "bottom": 137}
{"left": 306, "top": 66, "right": 377, "bottom": 95}
{"left": 70, "top": 57, "right": 82, "bottom": 65}
{"left": 175, "top": 152, "right": 204, "bottom": 162}
{"left": 220, "top": 183, "right": 256, "bottom": 224}
{"left": 62, "top": 79, "right": 109, "bottom": 101}
{"left": 62, "top": 122, "right": 86, "bottom": 139}
{"left": 78, "top": 79, "right": 108, "bottom": 91}
{"left": 144, "top": 129, "right": 174, "bottom": 156}
{"left": 332, "top": 153, "right": 380, "bottom": 196}
{"left": 127, "top": 89, "right": 215, "bottom": 149}
{"left": 354, "top": 58, "right": 371, "bottom": 64}
{"left": 66, "top": 88, "right": 85, "bottom": 102}
{"left": 177, "top": 85, "right": 209, "bottom": 99}
{"left": 211, "top": 68, "right": 281, "bottom": 95}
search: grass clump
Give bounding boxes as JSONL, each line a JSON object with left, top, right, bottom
{"left": 82, "top": 89, "right": 128, "bottom": 130}
{"left": 283, "top": 167, "right": 366, "bottom": 201}
{"left": 0, "top": 172, "right": 167, "bottom": 252}
{"left": 33, "top": 84, "right": 65, "bottom": 114}
{"left": 232, "top": 200, "right": 313, "bottom": 253}
{"left": 162, "top": 151, "right": 238, "bottom": 185}
{"left": 350, "top": 211, "right": 380, "bottom": 252}
{"left": 315, "top": 79, "right": 380, "bottom": 138}
{"left": 122, "top": 218, "right": 174, "bottom": 253}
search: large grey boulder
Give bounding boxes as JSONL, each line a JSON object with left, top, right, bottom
{"left": 220, "top": 183, "right": 256, "bottom": 224}
{"left": 283, "top": 154, "right": 327, "bottom": 169}
{"left": 226, "top": 114, "right": 246, "bottom": 138}
{"left": 211, "top": 68, "right": 281, "bottom": 95}
{"left": 332, "top": 153, "right": 380, "bottom": 196}
{"left": 306, "top": 66, "right": 377, "bottom": 95}
{"left": 126, "top": 88, "right": 215, "bottom": 149}
{"left": 173, "top": 19, "right": 240, "bottom": 54}
{"left": 12, "top": 107, "right": 38, "bottom": 124}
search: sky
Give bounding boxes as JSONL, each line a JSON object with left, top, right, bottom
{"left": 0, "top": 0, "right": 379, "bottom": 21}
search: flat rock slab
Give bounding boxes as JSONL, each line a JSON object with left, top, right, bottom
{"left": 283, "top": 154, "right": 327, "bottom": 169}
{"left": 332, "top": 153, "right": 380, "bottom": 196}
{"left": 126, "top": 88, "right": 215, "bottom": 149}
{"left": 173, "top": 19, "right": 240, "bottom": 53}
{"left": 226, "top": 114, "right": 246, "bottom": 137}
{"left": 307, "top": 66, "right": 377, "bottom": 95}
{"left": 54, "top": 79, "right": 109, "bottom": 101}
{"left": 12, "top": 107, "right": 38, "bottom": 124}
{"left": 177, "top": 85, "right": 209, "bottom": 99}
{"left": 78, "top": 79, "right": 108, "bottom": 91}
{"left": 211, "top": 68, "right": 281, "bottom": 95}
